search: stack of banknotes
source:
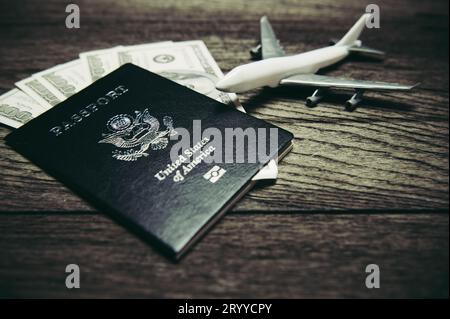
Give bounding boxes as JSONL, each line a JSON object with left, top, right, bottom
{"left": 0, "top": 40, "right": 246, "bottom": 129}
{"left": 0, "top": 40, "right": 278, "bottom": 179}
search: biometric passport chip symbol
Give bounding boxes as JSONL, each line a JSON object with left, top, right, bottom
{"left": 98, "top": 108, "right": 175, "bottom": 161}
{"left": 203, "top": 166, "right": 226, "bottom": 183}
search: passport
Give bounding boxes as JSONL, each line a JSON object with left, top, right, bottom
{"left": 5, "top": 64, "right": 293, "bottom": 259}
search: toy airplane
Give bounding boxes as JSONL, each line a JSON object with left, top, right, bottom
{"left": 216, "top": 14, "right": 418, "bottom": 111}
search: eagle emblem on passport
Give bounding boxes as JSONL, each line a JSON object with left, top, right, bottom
{"left": 98, "top": 108, "right": 175, "bottom": 161}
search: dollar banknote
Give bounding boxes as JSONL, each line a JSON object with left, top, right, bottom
{"left": 33, "top": 59, "right": 89, "bottom": 100}
{"left": 79, "top": 46, "right": 123, "bottom": 82}
{"left": 79, "top": 42, "right": 172, "bottom": 82}
{"left": 0, "top": 89, "right": 44, "bottom": 128}
{"left": 15, "top": 77, "right": 61, "bottom": 110}
{"left": 115, "top": 40, "right": 241, "bottom": 108}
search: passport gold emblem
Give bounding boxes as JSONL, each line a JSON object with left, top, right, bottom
{"left": 98, "top": 108, "right": 175, "bottom": 161}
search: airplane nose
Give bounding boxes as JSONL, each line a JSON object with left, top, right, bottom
{"left": 216, "top": 67, "right": 244, "bottom": 92}
{"left": 215, "top": 77, "right": 233, "bottom": 92}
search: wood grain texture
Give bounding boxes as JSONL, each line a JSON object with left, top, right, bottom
{"left": 0, "top": 0, "right": 448, "bottom": 298}
{"left": 0, "top": 212, "right": 448, "bottom": 298}
{"left": 0, "top": 0, "right": 448, "bottom": 212}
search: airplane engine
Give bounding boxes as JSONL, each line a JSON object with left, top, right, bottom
{"left": 345, "top": 90, "right": 364, "bottom": 111}
{"left": 250, "top": 43, "right": 262, "bottom": 60}
{"left": 306, "top": 88, "right": 327, "bottom": 107}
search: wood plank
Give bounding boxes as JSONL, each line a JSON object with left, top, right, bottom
{"left": 0, "top": 0, "right": 448, "bottom": 212}
{"left": 0, "top": 212, "right": 447, "bottom": 298}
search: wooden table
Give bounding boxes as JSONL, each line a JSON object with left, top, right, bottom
{"left": 0, "top": 0, "right": 448, "bottom": 298}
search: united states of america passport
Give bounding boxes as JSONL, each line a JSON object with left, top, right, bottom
{"left": 5, "top": 64, "right": 293, "bottom": 259}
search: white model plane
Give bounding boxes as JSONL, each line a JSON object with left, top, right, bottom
{"left": 216, "top": 14, "right": 418, "bottom": 111}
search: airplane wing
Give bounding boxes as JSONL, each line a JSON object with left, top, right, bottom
{"left": 260, "top": 16, "right": 285, "bottom": 59}
{"left": 280, "top": 74, "right": 418, "bottom": 91}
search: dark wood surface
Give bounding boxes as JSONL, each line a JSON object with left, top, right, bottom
{"left": 0, "top": 0, "right": 448, "bottom": 298}
{"left": 0, "top": 212, "right": 448, "bottom": 298}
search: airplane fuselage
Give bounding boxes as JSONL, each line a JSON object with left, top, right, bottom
{"left": 216, "top": 45, "right": 349, "bottom": 93}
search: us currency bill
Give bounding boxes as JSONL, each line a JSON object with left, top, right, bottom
{"left": 0, "top": 89, "right": 44, "bottom": 128}
{"left": 33, "top": 59, "right": 90, "bottom": 100}
{"left": 79, "top": 42, "right": 172, "bottom": 82}
{"left": 15, "top": 77, "right": 61, "bottom": 110}
{"left": 79, "top": 46, "right": 123, "bottom": 82}
{"left": 115, "top": 40, "right": 242, "bottom": 109}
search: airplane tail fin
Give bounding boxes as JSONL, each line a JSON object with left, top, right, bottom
{"left": 336, "top": 13, "right": 372, "bottom": 47}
